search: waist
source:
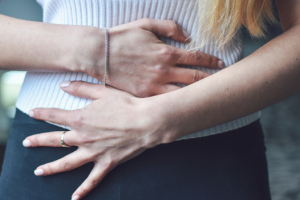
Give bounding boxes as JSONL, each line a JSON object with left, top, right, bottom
{"left": 16, "top": 71, "right": 261, "bottom": 139}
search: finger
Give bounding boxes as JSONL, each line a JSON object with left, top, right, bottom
{"left": 139, "top": 18, "right": 190, "bottom": 43}
{"left": 168, "top": 67, "right": 211, "bottom": 84}
{"left": 71, "top": 162, "right": 110, "bottom": 200}
{"left": 34, "top": 150, "right": 90, "bottom": 177}
{"left": 29, "top": 108, "right": 73, "bottom": 127}
{"left": 153, "top": 84, "right": 181, "bottom": 95}
{"left": 59, "top": 81, "right": 116, "bottom": 99}
{"left": 174, "top": 49, "right": 225, "bottom": 69}
{"left": 23, "top": 131, "right": 77, "bottom": 147}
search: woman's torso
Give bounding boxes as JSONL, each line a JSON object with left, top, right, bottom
{"left": 16, "top": 0, "right": 260, "bottom": 140}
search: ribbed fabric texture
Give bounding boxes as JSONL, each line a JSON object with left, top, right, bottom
{"left": 16, "top": 0, "right": 260, "bottom": 140}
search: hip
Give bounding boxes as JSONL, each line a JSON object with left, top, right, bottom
{"left": 0, "top": 109, "right": 271, "bottom": 200}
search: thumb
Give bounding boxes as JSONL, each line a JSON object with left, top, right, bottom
{"left": 59, "top": 81, "right": 105, "bottom": 99}
{"left": 139, "top": 19, "right": 190, "bottom": 43}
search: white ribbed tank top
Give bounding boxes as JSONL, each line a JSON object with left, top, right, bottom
{"left": 16, "top": 0, "right": 260, "bottom": 140}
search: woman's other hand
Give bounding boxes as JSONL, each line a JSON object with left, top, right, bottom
{"left": 23, "top": 81, "right": 173, "bottom": 200}
{"left": 78, "top": 18, "right": 224, "bottom": 97}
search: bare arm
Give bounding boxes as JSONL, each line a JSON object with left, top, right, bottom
{"left": 0, "top": 14, "right": 97, "bottom": 72}
{"left": 156, "top": 0, "right": 300, "bottom": 140}
{"left": 0, "top": 14, "right": 223, "bottom": 96}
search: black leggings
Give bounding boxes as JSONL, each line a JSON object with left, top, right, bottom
{"left": 0, "top": 109, "right": 271, "bottom": 200}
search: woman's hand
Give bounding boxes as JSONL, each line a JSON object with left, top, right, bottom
{"left": 23, "top": 81, "right": 173, "bottom": 200}
{"left": 79, "top": 18, "right": 224, "bottom": 97}
{"left": 0, "top": 15, "right": 223, "bottom": 97}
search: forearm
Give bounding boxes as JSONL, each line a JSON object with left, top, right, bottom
{"left": 0, "top": 14, "right": 105, "bottom": 73}
{"left": 153, "top": 24, "right": 300, "bottom": 141}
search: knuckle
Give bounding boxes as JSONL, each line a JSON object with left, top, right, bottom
{"left": 62, "top": 161, "right": 73, "bottom": 171}
{"left": 195, "top": 52, "right": 203, "bottom": 63}
{"left": 73, "top": 81, "right": 84, "bottom": 94}
{"left": 44, "top": 164, "right": 55, "bottom": 175}
{"left": 153, "top": 65, "right": 169, "bottom": 76}
{"left": 49, "top": 135, "right": 58, "bottom": 146}
{"left": 48, "top": 111, "right": 56, "bottom": 120}
{"left": 158, "top": 47, "right": 175, "bottom": 61}
{"left": 91, "top": 178, "right": 100, "bottom": 186}
{"left": 79, "top": 133, "right": 92, "bottom": 144}
{"left": 193, "top": 70, "right": 203, "bottom": 82}
{"left": 30, "top": 136, "right": 39, "bottom": 146}
{"left": 71, "top": 112, "right": 85, "bottom": 128}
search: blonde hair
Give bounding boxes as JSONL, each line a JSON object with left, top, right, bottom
{"left": 191, "top": 0, "right": 279, "bottom": 50}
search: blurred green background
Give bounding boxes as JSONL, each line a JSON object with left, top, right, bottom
{"left": 0, "top": 0, "right": 299, "bottom": 200}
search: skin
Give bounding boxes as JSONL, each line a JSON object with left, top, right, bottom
{"left": 12, "top": 0, "right": 300, "bottom": 199}
{"left": 0, "top": 15, "right": 224, "bottom": 97}
{"left": 0, "top": 11, "right": 223, "bottom": 199}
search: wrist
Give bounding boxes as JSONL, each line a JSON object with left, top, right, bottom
{"left": 139, "top": 94, "right": 182, "bottom": 146}
{"left": 68, "top": 26, "right": 106, "bottom": 78}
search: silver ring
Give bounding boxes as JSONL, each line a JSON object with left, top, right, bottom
{"left": 61, "top": 131, "right": 71, "bottom": 148}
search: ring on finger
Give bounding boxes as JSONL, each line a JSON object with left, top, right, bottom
{"left": 61, "top": 131, "right": 71, "bottom": 148}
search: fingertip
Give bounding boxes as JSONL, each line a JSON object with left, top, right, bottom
{"left": 34, "top": 168, "right": 44, "bottom": 176}
{"left": 29, "top": 110, "right": 34, "bottom": 117}
{"left": 182, "top": 30, "right": 190, "bottom": 42}
{"left": 184, "top": 37, "right": 191, "bottom": 42}
{"left": 218, "top": 60, "right": 225, "bottom": 68}
{"left": 71, "top": 195, "right": 80, "bottom": 200}
{"left": 29, "top": 108, "right": 41, "bottom": 119}
{"left": 60, "top": 81, "right": 71, "bottom": 88}
{"left": 22, "top": 139, "right": 31, "bottom": 147}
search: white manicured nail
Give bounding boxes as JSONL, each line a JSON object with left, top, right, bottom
{"left": 29, "top": 110, "right": 34, "bottom": 117}
{"left": 72, "top": 195, "right": 80, "bottom": 200}
{"left": 183, "top": 30, "right": 189, "bottom": 38}
{"left": 218, "top": 60, "right": 225, "bottom": 68}
{"left": 183, "top": 30, "right": 190, "bottom": 42}
{"left": 60, "top": 81, "right": 71, "bottom": 88}
{"left": 23, "top": 140, "right": 31, "bottom": 147}
{"left": 34, "top": 169, "right": 44, "bottom": 176}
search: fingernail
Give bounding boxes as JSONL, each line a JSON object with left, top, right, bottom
{"left": 183, "top": 30, "right": 190, "bottom": 41}
{"left": 23, "top": 140, "right": 31, "bottom": 147}
{"left": 29, "top": 110, "right": 34, "bottom": 117}
{"left": 72, "top": 195, "right": 80, "bottom": 200}
{"left": 60, "top": 81, "right": 71, "bottom": 88}
{"left": 34, "top": 169, "right": 44, "bottom": 176}
{"left": 218, "top": 60, "right": 225, "bottom": 68}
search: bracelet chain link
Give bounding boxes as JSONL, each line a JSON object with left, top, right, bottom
{"left": 104, "top": 28, "right": 109, "bottom": 86}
